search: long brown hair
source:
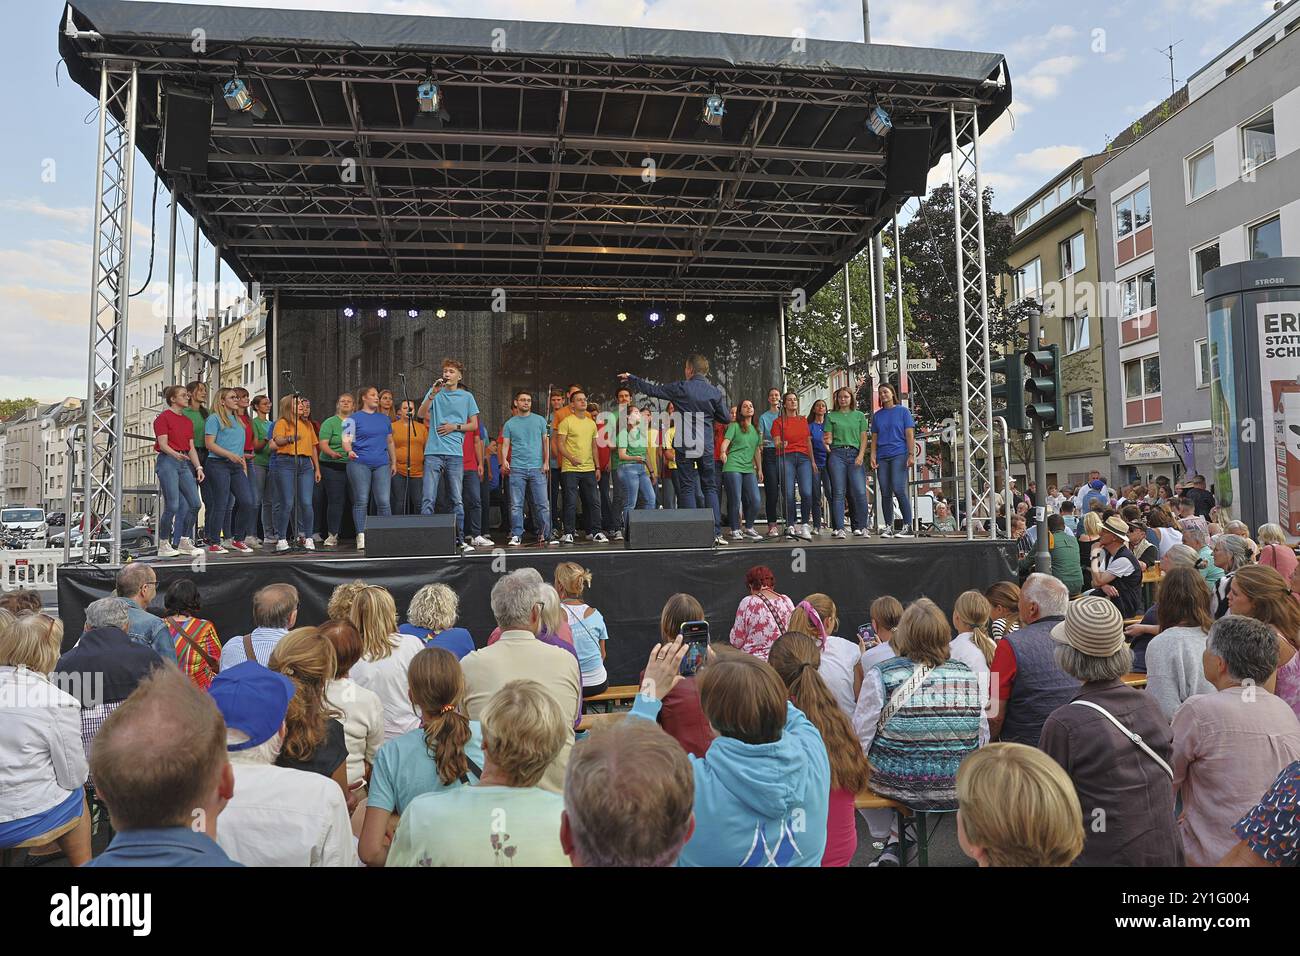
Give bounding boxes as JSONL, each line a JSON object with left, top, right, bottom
{"left": 985, "top": 582, "right": 1021, "bottom": 626}
{"left": 268, "top": 627, "right": 340, "bottom": 763}
{"left": 788, "top": 593, "right": 838, "bottom": 648}
{"left": 697, "top": 649, "right": 786, "bottom": 745}
{"left": 408, "top": 648, "right": 473, "bottom": 786}
{"left": 769, "top": 632, "right": 870, "bottom": 794}
{"left": 1232, "top": 565, "right": 1300, "bottom": 649}
{"left": 1155, "top": 566, "right": 1213, "bottom": 633}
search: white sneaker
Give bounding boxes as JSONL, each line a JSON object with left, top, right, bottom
{"left": 353, "top": 533, "right": 363, "bottom": 551}
{"left": 731, "top": 530, "right": 745, "bottom": 541}
{"left": 853, "top": 528, "right": 866, "bottom": 537}
{"left": 275, "top": 539, "right": 290, "bottom": 552}
{"left": 325, "top": 534, "right": 339, "bottom": 548}
{"left": 472, "top": 535, "right": 494, "bottom": 547}
{"left": 714, "top": 535, "right": 729, "bottom": 545}
{"left": 303, "top": 537, "right": 316, "bottom": 551}
{"left": 178, "top": 536, "right": 201, "bottom": 556}
{"left": 797, "top": 524, "right": 813, "bottom": 541}
{"left": 157, "top": 540, "right": 179, "bottom": 558}
{"left": 459, "top": 540, "right": 475, "bottom": 553}
{"left": 561, "top": 533, "right": 575, "bottom": 545}
{"left": 767, "top": 525, "right": 782, "bottom": 538}
{"left": 592, "top": 532, "right": 610, "bottom": 543}
{"left": 831, "top": 529, "right": 847, "bottom": 540}
{"left": 743, "top": 527, "right": 763, "bottom": 541}
{"left": 613, "top": 531, "right": 624, "bottom": 541}
{"left": 895, "top": 529, "right": 914, "bottom": 538}
{"left": 244, "top": 536, "right": 260, "bottom": 548}
{"left": 508, "top": 535, "right": 522, "bottom": 546}
{"left": 882, "top": 529, "right": 895, "bottom": 538}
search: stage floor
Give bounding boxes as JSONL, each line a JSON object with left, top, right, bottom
{"left": 58, "top": 534, "right": 1018, "bottom": 685}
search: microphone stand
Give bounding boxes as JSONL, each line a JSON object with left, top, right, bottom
{"left": 282, "top": 370, "right": 307, "bottom": 553}
{"left": 397, "top": 371, "right": 412, "bottom": 515}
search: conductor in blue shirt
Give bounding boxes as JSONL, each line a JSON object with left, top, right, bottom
{"left": 620, "top": 355, "right": 731, "bottom": 544}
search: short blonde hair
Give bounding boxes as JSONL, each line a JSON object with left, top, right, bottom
{"left": 957, "top": 743, "right": 1084, "bottom": 867}
{"left": 1257, "top": 523, "right": 1287, "bottom": 547}
{"left": 408, "top": 583, "right": 458, "bottom": 632}
{"left": 0, "top": 612, "right": 63, "bottom": 673}
{"left": 326, "top": 580, "right": 369, "bottom": 622}
{"left": 348, "top": 585, "right": 400, "bottom": 661}
{"left": 892, "top": 598, "right": 952, "bottom": 668}
{"left": 1081, "top": 511, "right": 1103, "bottom": 537}
{"left": 480, "top": 680, "right": 567, "bottom": 787}
{"left": 555, "top": 562, "right": 593, "bottom": 599}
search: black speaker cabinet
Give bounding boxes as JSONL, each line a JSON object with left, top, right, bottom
{"left": 625, "top": 509, "right": 714, "bottom": 550}
{"left": 365, "top": 514, "right": 457, "bottom": 557}
{"left": 886, "top": 122, "right": 933, "bottom": 197}
{"left": 162, "top": 90, "right": 212, "bottom": 177}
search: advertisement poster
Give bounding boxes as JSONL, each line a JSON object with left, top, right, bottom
{"left": 1258, "top": 300, "right": 1300, "bottom": 541}
{"left": 1208, "top": 304, "right": 1237, "bottom": 510}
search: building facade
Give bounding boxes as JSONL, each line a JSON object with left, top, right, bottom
{"left": 1094, "top": 4, "right": 1300, "bottom": 489}
{"left": 1004, "top": 155, "right": 1112, "bottom": 491}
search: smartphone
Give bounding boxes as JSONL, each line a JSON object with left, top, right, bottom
{"left": 679, "top": 620, "right": 710, "bottom": 677}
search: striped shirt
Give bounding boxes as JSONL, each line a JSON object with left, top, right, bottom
{"left": 166, "top": 615, "right": 222, "bottom": 690}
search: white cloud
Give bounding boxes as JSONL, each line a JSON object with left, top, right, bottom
{"left": 0, "top": 198, "right": 92, "bottom": 231}
{"left": 1014, "top": 144, "right": 1085, "bottom": 173}
{"left": 1018, "top": 55, "right": 1084, "bottom": 99}
{"left": 1123, "top": 99, "right": 1163, "bottom": 119}
{"left": 1007, "top": 24, "right": 1078, "bottom": 60}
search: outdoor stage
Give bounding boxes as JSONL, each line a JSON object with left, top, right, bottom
{"left": 57, "top": 534, "right": 1016, "bottom": 684}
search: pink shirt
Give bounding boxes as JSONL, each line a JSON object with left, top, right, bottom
{"left": 822, "top": 787, "right": 857, "bottom": 867}
{"left": 1171, "top": 685, "right": 1300, "bottom": 866}
{"left": 1274, "top": 646, "right": 1300, "bottom": 721}
{"left": 729, "top": 592, "right": 794, "bottom": 661}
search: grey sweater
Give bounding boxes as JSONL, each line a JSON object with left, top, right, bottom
{"left": 1146, "top": 626, "right": 1215, "bottom": 721}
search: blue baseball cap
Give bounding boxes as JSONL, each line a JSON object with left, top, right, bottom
{"left": 209, "top": 661, "right": 295, "bottom": 751}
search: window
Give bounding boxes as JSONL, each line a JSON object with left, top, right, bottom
{"left": 1060, "top": 232, "right": 1086, "bottom": 277}
{"left": 1115, "top": 184, "right": 1151, "bottom": 239}
{"left": 1121, "top": 270, "right": 1157, "bottom": 316}
{"left": 1065, "top": 313, "right": 1090, "bottom": 354}
{"left": 1250, "top": 215, "right": 1282, "bottom": 259}
{"left": 1194, "top": 338, "right": 1210, "bottom": 388}
{"left": 1041, "top": 189, "right": 1058, "bottom": 215}
{"left": 1242, "top": 109, "right": 1276, "bottom": 170}
{"left": 1124, "top": 355, "right": 1161, "bottom": 399}
{"left": 1254, "top": 36, "right": 1276, "bottom": 56}
{"left": 1187, "top": 146, "right": 1215, "bottom": 201}
{"left": 1227, "top": 57, "right": 1246, "bottom": 76}
{"left": 1192, "top": 241, "right": 1221, "bottom": 293}
{"left": 1014, "top": 209, "right": 1030, "bottom": 232}
{"left": 1013, "top": 257, "right": 1042, "bottom": 302}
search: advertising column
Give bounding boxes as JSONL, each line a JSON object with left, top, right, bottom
{"left": 1257, "top": 299, "right": 1300, "bottom": 540}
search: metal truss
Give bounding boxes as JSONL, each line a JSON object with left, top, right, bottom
{"left": 949, "top": 105, "right": 997, "bottom": 540}
{"left": 82, "top": 64, "right": 138, "bottom": 565}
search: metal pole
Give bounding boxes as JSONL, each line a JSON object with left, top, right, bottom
{"left": 271, "top": 289, "right": 280, "bottom": 411}
{"left": 951, "top": 106, "right": 974, "bottom": 541}
{"left": 190, "top": 196, "right": 201, "bottom": 382}
{"left": 213, "top": 243, "right": 222, "bottom": 385}
{"left": 1029, "top": 309, "right": 1052, "bottom": 573}
{"left": 107, "top": 66, "right": 138, "bottom": 568}
{"left": 894, "top": 215, "right": 907, "bottom": 403}
{"left": 163, "top": 188, "right": 177, "bottom": 386}
{"left": 778, "top": 295, "right": 788, "bottom": 394}
{"left": 81, "top": 66, "right": 110, "bottom": 564}
{"left": 843, "top": 264, "right": 854, "bottom": 373}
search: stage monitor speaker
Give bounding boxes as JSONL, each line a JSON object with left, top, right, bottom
{"left": 886, "top": 122, "right": 933, "bottom": 197}
{"left": 625, "top": 509, "right": 715, "bottom": 550}
{"left": 364, "top": 514, "right": 457, "bottom": 558}
{"left": 162, "top": 90, "right": 212, "bottom": 177}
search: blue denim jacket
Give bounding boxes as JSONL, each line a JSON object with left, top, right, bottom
{"left": 116, "top": 598, "right": 176, "bottom": 665}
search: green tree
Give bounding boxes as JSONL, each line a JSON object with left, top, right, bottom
{"left": 0, "top": 397, "right": 39, "bottom": 420}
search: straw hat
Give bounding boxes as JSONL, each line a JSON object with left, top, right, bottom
{"left": 1100, "top": 515, "right": 1129, "bottom": 539}
{"left": 1051, "top": 596, "right": 1125, "bottom": 657}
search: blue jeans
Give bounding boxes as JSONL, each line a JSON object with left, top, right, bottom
{"left": 619, "top": 462, "right": 656, "bottom": 529}
{"left": 347, "top": 461, "right": 392, "bottom": 534}
{"left": 723, "top": 470, "right": 761, "bottom": 532}
{"left": 509, "top": 467, "right": 551, "bottom": 539}
{"left": 206, "top": 457, "right": 254, "bottom": 541}
{"left": 392, "top": 473, "right": 422, "bottom": 515}
{"left": 462, "top": 467, "right": 482, "bottom": 538}
{"left": 251, "top": 462, "right": 274, "bottom": 539}
{"left": 676, "top": 455, "right": 721, "bottom": 536}
{"left": 562, "top": 471, "right": 601, "bottom": 534}
{"left": 156, "top": 454, "right": 201, "bottom": 547}
{"left": 782, "top": 452, "right": 814, "bottom": 526}
{"left": 321, "top": 464, "right": 349, "bottom": 535}
{"left": 271, "top": 455, "right": 315, "bottom": 541}
{"left": 422, "top": 454, "right": 465, "bottom": 540}
{"left": 879, "top": 453, "right": 913, "bottom": 526}
{"left": 828, "top": 446, "right": 870, "bottom": 531}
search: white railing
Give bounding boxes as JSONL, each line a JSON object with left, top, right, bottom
{"left": 1, "top": 549, "right": 64, "bottom": 591}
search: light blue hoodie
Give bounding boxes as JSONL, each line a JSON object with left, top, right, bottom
{"left": 629, "top": 696, "right": 830, "bottom": 866}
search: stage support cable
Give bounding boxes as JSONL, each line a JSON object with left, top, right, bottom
{"left": 949, "top": 104, "right": 997, "bottom": 541}
{"left": 778, "top": 295, "right": 787, "bottom": 394}
{"left": 81, "top": 63, "right": 139, "bottom": 566}
{"left": 163, "top": 187, "right": 177, "bottom": 387}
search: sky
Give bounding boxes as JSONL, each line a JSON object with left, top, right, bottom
{"left": 0, "top": 0, "right": 1287, "bottom": 402}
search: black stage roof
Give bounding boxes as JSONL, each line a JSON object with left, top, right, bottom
{"left": 60, "top": 0, "right": 1011, "bottom": 309}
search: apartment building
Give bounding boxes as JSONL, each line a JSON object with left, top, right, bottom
{"left": 1094, "top": 1, "right": 1300, "bottom": 488}
{"left": 2, "top": 405, "right": 45, "bottom": 508}
{"left": 1004, "top": 155, "right": 1112, "bottom": 489}
{"left": 41, "top": 400, "right": 83, "bottom": 511}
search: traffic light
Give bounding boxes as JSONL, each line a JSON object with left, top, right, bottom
{"left": 990, "top": 352, "right": 1028, "bottom": 433}
{"left": 1025, "top": 344, "right": 1063, "bottom": 430}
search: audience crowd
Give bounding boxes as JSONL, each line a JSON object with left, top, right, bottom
{"left": 1, "top": 504, "right": 1298, "bottom": 868}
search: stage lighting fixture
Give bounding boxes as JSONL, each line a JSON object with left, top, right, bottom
{"left": 702, "top": 94, "right": 725, "bottom": 127}
{"left": 435, "top": 308, "right": 448, "bottom": 318}
{"left": 704, "top": 313, "right": 715, "bottom": 323}
{"left": 867, "top": 104, "right": 893, "bottom": 138}
{"left": 376, "top": 307, "right": 389, "bottom": 319}
{"left": 675, "top": 312, "right": 686, "bottom": 323}
{"left": 408, "top": 307, "right": 420, "bottom": 318}
{"left": 648, "top": 311, "right": 661, "bottom": 325}
{"left": 342, "top": 305, "right": 356, "bottom": 318}
{"left": 414, "top": 78, "right": 451, "bottom": 130}
{"left": 223, "top": 77, "right": 267, "bottom": 126}
{"left": 617, "top": 312, "right": 628, "bottom": 322}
